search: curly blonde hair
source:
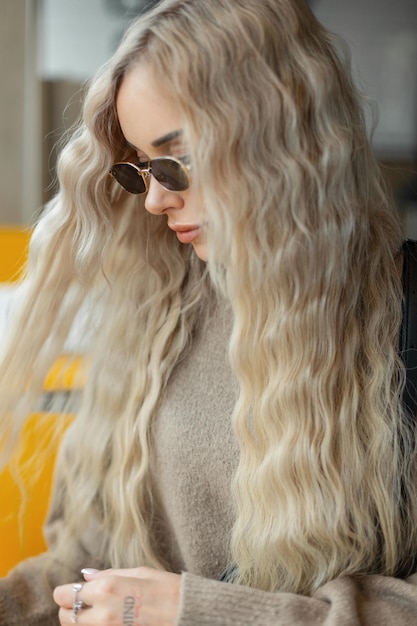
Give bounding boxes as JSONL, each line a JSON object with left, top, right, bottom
{"left": 1, "top": 0, "right": 416, "bottom": 596}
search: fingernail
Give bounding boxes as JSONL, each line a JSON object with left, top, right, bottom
{"left": 81, "top": 568, "right": 99, "bottom": 576}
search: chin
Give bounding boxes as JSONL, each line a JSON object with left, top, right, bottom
{"left": 192, "top": 242, "right": 209, "bottom": 262}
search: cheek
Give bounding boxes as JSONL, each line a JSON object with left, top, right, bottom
{"left": 190, "top": 188, "right": 206, "bottom": 219}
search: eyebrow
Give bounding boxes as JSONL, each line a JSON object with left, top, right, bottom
{"left": 151, "top": 129, "right": 183, "bottom": 148}
{"left": 125, "top": 129, "right": 184, "bottom": 154}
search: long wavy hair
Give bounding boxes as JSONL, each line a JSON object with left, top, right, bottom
{"left": 1, "top": 0, "right": 416, "bottom": 596}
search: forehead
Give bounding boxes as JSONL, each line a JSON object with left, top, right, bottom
{"left": 116, "top": 62, "right": 184, "bottom": 153}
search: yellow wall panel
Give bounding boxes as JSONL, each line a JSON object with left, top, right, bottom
{"left": 0, "top": 227, "right": 31, "bottom": 282}
{"left": 0, "top": 413, "right": 74, "bottom": 577}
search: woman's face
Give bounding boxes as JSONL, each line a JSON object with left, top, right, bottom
{"left": 116, "top": 62, "right": 208, "bottom": 261}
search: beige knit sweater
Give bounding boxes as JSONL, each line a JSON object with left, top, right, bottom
{"left": 1, "top": 302, "right": 417, "bottom": 625}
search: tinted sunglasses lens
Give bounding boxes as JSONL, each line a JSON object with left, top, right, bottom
{"left": 151, "top": 159, "right": 189, "bottom": 192}
{"left": 111, "top": 163, "right": 146, "bottom": 194}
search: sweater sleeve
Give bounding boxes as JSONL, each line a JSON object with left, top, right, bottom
{"left": 0, "top": 552, "right": 83, "bottom": 626}
{"left": 177, "top": 571, "right": 417, "bottom": 626}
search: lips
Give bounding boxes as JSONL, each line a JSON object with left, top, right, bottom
{"left": 169, "top": 224, "right": 201, "bottom": 245}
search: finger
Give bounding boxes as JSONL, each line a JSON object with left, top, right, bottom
{"left": 59, "top": 605, "right": 92, "bottom": 626}
{"left": 82, "top": 566, "right": 154, "bottom": 580}
{"left": 53, "top": 584, "right": 74, "bottom": 609}
{"left": 81, "top": 568, "right": 100, "bottom": 581}
{"left": 68, "top": 575, "right": 137, "bottom": 609}
{"left": 55, "top": 584, "right": 92, "bottom": 625}
{"left": 53, "top": 582, "right": 88, "bottom": 611}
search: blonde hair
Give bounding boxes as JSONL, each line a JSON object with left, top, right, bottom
{"left": 1, "top": 0, "right": 416, "bottom": 595}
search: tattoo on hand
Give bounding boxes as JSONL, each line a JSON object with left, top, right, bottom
{"left": 123, "top": 595, "right": 137, "bottom": 626}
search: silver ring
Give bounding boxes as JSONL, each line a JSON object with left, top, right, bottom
{"left": 71, "top": 583, "right": 85, "bottom": 623}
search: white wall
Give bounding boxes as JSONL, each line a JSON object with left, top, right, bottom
{"left": 314, "top": 0, "right": 417, "bottom": 159}
{"left": 39, "top": 0, "right": 125, "bottom": 82}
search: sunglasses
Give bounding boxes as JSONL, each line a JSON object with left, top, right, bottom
{"left": 110, "top": 156, "right": 191, "bottom": 194}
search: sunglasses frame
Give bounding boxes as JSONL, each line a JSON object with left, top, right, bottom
{"left": 110, "top": 155, "right": 191, "bottom": 195}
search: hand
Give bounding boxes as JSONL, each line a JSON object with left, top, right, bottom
{"left": 53, "top": 566, "right": 181, "bottom": 626}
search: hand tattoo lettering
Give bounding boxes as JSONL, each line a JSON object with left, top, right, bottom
{"left": 123, "top": 595, "right": 136, "bottom": 626}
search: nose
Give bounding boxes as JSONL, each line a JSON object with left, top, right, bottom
{"left": 144, "top": 175, "right": 184, "bottom": 215}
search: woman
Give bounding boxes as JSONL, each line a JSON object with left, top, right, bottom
{"left": 1, "top": 0, "right": 417, "bottom": 624}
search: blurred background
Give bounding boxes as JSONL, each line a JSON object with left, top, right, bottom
{"left": 0, "top": 0, "right": 416, "bottom": 230}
